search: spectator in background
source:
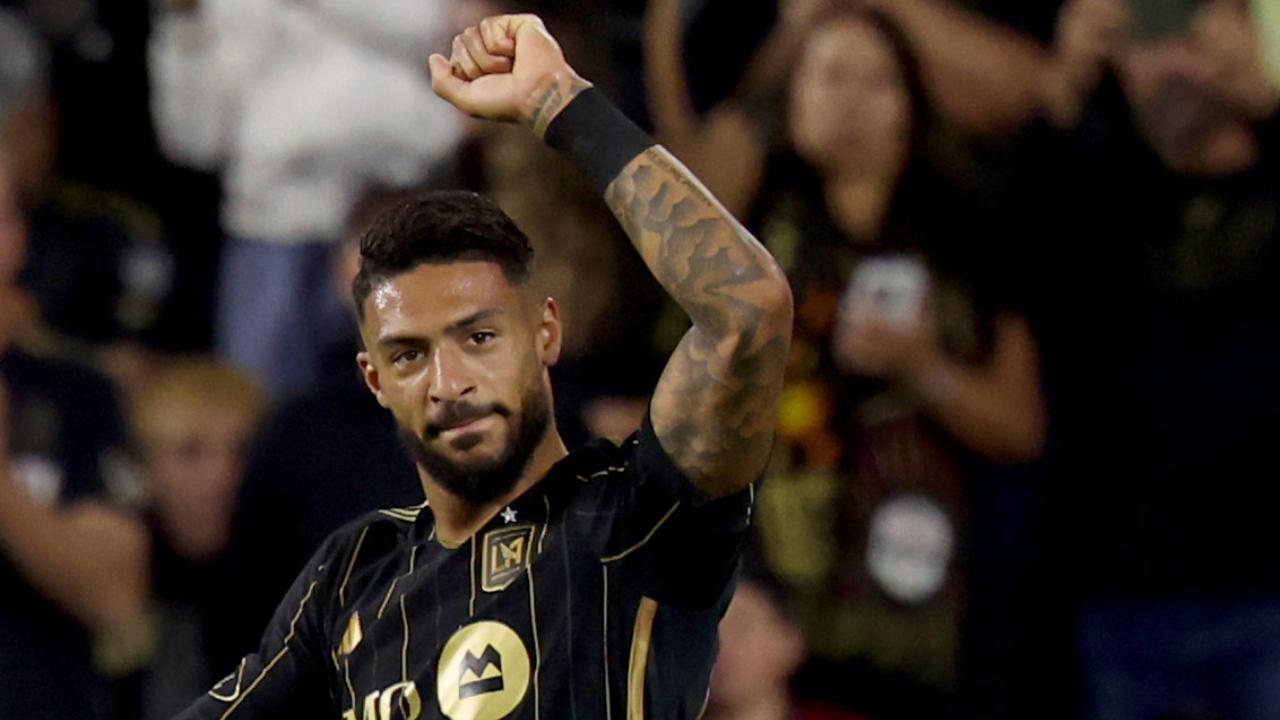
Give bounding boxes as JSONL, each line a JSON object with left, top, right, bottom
{"left": 148, "top": 0, "right": 469, "bottom": 397}
{"left": 646, "top": 0, "right": 1050, "bottom": 216}
{"left": 0, "top": 8, "right": 174, "bottom": 391}
{"left": 863, "top": 0, "right": 1051, "bottom": 134}
{"left": 1004, "top": 0, "right": 1280, "bottom": 718}
{"left": 0, "top": 0, "right": 158, "bottom": 200}
{"left": 129, "top": 357, "right": 264, "bottom": 720}
{"left": 647, "top": 3, "right": 1046, "bottom": 717}
{"left": 0, "top": 152, "right": 150, "bottom": 718}
{"left": 709, "top": 561, "right": 870, "bottom": 720}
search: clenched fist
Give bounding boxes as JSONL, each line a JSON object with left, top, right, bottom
{"left": 429, "top": 15, "right": 592, "bottom": 136}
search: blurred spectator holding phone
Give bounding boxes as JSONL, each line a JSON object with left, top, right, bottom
{"left": 646, "top": 2, "right": 1047, "bottom": 716}
{"left": 1003, "top": 0, "right": 1280, "bottom": 717}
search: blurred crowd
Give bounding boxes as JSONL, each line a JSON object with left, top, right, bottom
{"left": 2, "top": 0, "right": 1279, "bottom": 718}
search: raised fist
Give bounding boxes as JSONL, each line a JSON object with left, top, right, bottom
{"left": 429, "top": 15, "right": 591, "bottom": 135}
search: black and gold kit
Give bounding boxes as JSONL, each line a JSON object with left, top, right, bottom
{"left": 176, "top": 418, "right": 753, "bottom": 720}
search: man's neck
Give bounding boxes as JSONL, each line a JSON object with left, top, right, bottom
{"left": 421, "top": 428, "right": 569, "bottom": 546}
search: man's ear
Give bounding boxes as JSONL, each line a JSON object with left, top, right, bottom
{"left": 356, "top": 351, "right": 389, "bottom": 408}
{"left": 537, "top": 297, "right": 563, "bottom": 367}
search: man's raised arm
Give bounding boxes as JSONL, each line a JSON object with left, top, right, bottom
{"left": 429, "top": 15, "right": 793, "bottom": 498}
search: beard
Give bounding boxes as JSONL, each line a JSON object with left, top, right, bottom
{"left": 398, "top": 382, "right": 551, "bottom": 506}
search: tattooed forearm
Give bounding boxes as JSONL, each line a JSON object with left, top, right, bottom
{"left": 526, "top": 74, "right": 593, "bottom": 138}
{"left": 605, "top": 147, "right": 793, "bottom": 496}
{"left": 605, "top": 148, "right": 783, "bottom": 334}
{"left": 650, "top": 324, "right": 791, "bottom": 496}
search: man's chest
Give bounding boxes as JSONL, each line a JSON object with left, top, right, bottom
{"left": 325, "top": 520, "right": 610, "bottom": 720}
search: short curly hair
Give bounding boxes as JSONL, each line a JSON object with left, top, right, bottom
{"left": 352, "top": 190, "right": 534, "bottom": 322}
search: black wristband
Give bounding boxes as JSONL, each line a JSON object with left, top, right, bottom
{"left": 543, "top": 88, "right": 655, "bottom": 194}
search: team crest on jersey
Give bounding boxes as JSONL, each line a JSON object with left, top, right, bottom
{"left": 437, "top": 620, "right": 530, "bottom": 720}
{"left": 481, "top": 524, "right": 536, "bottom": 592}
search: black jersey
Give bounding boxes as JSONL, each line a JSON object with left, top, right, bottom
{"left": 176, "top": 418, "right": 753, "bottom": 720}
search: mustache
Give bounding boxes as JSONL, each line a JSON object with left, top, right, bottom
{"left": 424, "top": 401, "right": 511, "bottom": 438}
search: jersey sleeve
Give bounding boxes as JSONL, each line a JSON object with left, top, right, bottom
{"left": 598, "top": 415, "right": 755, "bottom": 609}
{"left": 173, "top": 531, "right": 343, "bottom": 719}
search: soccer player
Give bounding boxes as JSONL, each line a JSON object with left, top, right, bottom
{"left": 176, "top": 13, "right": 793, "bottom": 720}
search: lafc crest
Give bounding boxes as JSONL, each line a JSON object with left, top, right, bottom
{"left": 481, "top": 524, "right": 536, "bottom": 592}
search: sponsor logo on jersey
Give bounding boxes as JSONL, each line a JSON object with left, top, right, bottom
{"left": 437, "top": 620, "right": 530, "bottom": 720}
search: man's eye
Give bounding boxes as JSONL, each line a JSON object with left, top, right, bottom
{"left": 469, "top": 331, "right": 496, "bottom": 346}
{"left": 393, "top": 350, "right": 421, "bottom": 366}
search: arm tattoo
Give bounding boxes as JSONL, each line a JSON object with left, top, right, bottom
{"left": 527, "top": 74, "right": 593, "bottom": 138}
{"left": 605, "top": 148, "right": 793, "bottom": 496}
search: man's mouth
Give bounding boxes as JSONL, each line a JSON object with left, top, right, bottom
{"left": 432, "top": 413, "right": 496, "bottom": 438}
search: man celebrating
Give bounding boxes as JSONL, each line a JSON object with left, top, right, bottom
{"left": 176, "top": 14, "right": 792, "bottom": 720}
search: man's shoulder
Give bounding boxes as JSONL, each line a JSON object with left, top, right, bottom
{"left": 532, "top": 435, "right": 645, "bottom": 518}
{"left": 551, "top": 424, "right": 698, "bottom": 508}
{"left": 343, "top": 500, "right": 429, "bottom": 539}
{"left": 311, "top": 501, "right": 428, "bottom": 568}
{"left": 564, "top": 434, "right": 641, "bottom": 481}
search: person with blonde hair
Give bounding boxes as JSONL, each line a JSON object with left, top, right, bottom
{"left": 130, "top": 356, "right": 266, "bottom": 720}
{"left": 133, "top": 357, "right": 264, "bottom": 565}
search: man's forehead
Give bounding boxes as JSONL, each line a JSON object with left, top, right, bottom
{"left": 362, "top": 261, "right": 524, "bottom": 331}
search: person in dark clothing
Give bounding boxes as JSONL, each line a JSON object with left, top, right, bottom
{"left": 1006, "top": 1, "right": 1280, "bottom": 717}
{"left": 652, "top": 5, "right": 1048, "bottom": 717}
{"left": 0, "top": 149, "right": 150, "bottom": 720}
{"left": 1, "top": 7, "right": 176, "bottom": 378}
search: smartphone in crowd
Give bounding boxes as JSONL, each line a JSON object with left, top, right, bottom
{"left": 842, "top": 256, "right": 929, "bottom": 328}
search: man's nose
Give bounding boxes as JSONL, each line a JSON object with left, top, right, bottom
{"left": 427, "top": 345, "right": 476, "bottom": 403}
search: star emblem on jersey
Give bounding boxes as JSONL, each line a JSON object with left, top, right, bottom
{"left": 500, "top": 506, "right": 518, "bottom": 524}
